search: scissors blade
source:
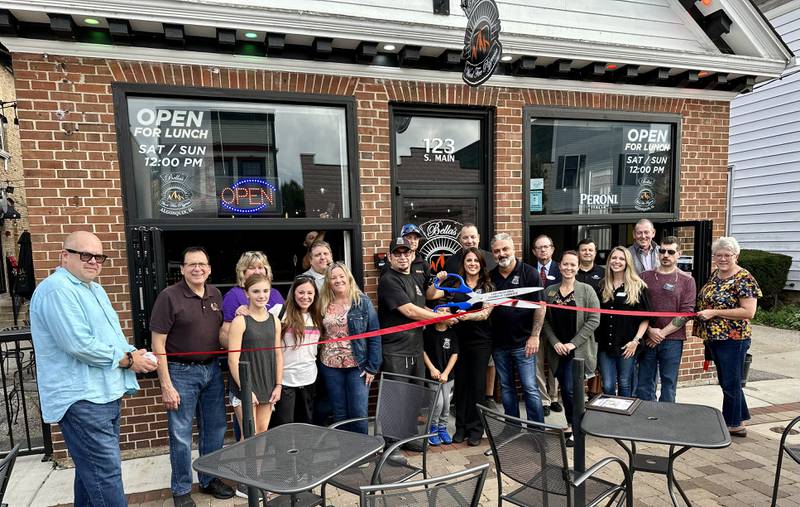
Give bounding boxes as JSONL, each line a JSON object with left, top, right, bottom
{"left": 483, "top": 287, "right": 542, "bottom": 302}
{"left": 497, "top": 300, "right": 541, "bottom": 309}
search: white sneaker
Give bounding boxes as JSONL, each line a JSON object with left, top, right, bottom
{"left": 235, "top": 483, "right": 249, "bottom": 498}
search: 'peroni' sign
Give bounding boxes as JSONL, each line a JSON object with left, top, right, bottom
{"left": 461, "top": 0, "right": 502, "bottom": 87}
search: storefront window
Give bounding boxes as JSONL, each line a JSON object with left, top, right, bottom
{"left": 529, "top": 118, "right": 676, "bottom": 216}
{"left": 126, "top": 97, "right": 350, "bottom": 219}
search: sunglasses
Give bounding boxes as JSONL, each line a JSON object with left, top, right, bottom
{"left": 65, "top": 248, "right": 108, "bottom": 264}
{"left": 658, "top": 248, "right": 677, "bottom": 256}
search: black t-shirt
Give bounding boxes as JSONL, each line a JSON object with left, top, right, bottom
{"left": 381, "top": 252, "right": 431, "bottom": 290}
{"left": 451, "top": 288, "right": 493, "bottom": 345}
{"left": 378, "top": 267, "right": 426, "bottom": 356}
{"left": 489, "top": 259, "right": 544, "bottom": 349}
{"left": 443, "top": 249, "right": 497, "bottom": 274}
{"left": 423, "top": 327, "right": 459, "bottom": 372}
{"left": 576, "top": 265, "right": 605, "bottom": 292}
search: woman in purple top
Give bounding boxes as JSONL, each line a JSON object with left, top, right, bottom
{"left": 221, "top": 251, "right": 285, "bottom": 348}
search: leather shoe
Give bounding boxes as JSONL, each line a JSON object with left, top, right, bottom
{"left": 199, "top": 478, "right": 235, "bottom": 499}
{"left": 550, "top": 402, "right": 563, "bottom": 413}
{"left": 452, "top": 430, "right": 466, "bottom": 444}
{"left": 467, "top": 436, "right": 481, "bottom": 447}
{"left": 543, "top": 406, "right": 551, "bottom": 417}
{"left": 173, "top": 493, "right": 196, "bottom": 507}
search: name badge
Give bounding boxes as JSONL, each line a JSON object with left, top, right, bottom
{"left": 592, "top": 274, "right": 600, "bottom": 279}
{"left": 663, "top": 283, "right": 675, "bottom": 292}
{"left": 443, "top": 337, "right": 451, "bottom": 350}
{"left": 617, "top": 292, "right": 627, "bottom": 297}
{"left": 511, "top": 275, "right": 520, "bottom": 285}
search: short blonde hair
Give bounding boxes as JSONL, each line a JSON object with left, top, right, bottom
{"left": 712, "top": 237, "right": 741, "bottom": 256}
{"left": 235, "top": 251, "right": 273, "bottom": 287}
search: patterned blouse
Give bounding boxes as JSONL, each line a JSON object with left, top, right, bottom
{"left": 695, "top": 269, "right": 762, "bottom": 341}
{"left": 320, "top": 303, "right": 357, "bottom": 368}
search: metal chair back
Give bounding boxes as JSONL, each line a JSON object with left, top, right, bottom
{"left": 771, "top": 415, "right": 800, "bottom": 507}
{"left": 478, "top": 404, "right": 572, "bottom": 500}
{"left": 359, "top": 463, "right": 489, "bottom": 507}
{"left": 374, "top": 372, "right": 442, "bottom": 442}
{"left": 0, "top": 444, "right": 20, "bottom": 506}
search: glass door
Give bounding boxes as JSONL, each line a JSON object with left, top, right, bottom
{"left": 391, "top": 108, "right": 492, "bottom": 270}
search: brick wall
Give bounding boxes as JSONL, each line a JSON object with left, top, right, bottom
{"left": 12, "top": 53, "right": 727, "bottom": 460}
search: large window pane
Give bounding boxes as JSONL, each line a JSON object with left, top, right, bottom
{"left": 529, "top": 118, "right": 675, "bottom": 216}
{"left": 394, "top": 115, "right": 482, "bottom": 183}
{"left": 126, "top": 97, "right": 350, "bottom": 219}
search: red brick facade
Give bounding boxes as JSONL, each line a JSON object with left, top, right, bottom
{"left": 12, "top": 53, "right": 726, "bottom": 460}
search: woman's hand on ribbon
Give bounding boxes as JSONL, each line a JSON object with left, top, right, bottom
{"left": 696, "top": 309, "right": 716, "bottom": 321}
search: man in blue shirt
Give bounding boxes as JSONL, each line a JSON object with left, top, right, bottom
{"left": 30, "top": 231, "right": 158, "bottom": 507}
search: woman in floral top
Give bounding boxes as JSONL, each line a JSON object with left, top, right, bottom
{"left": 318, "top": 262, "right": 381, "bottom": 434}
{"left": 696, "top": 237, "right": 761, "bottom": 437}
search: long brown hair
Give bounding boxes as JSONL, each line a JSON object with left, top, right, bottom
{"left": 281, "top": 275, "right": 324, "bottom": 348}
{"left": 600, "top": 246, "right": 647, "bottom": 305}
{"left": 458, "top": 247, "right": 494, "bottom": 293}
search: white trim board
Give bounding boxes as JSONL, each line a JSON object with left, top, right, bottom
{"left": 0, "top": 37, "right": 744, "bottom": 101}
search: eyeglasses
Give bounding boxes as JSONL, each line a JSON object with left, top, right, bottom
{"left": 534, "top": 244, "right": 553, "bottom": 250}
{"left": 65, "top": 249, "right": 108, "bottom": 264}
{"left": 714, "top": 253, "right": 734, "bottom": 260}
{"left": 658, "top": 248, "right": 677, "bottom": 255}
{"left": 183, "top": 262, "right": 209, "bottom": 270}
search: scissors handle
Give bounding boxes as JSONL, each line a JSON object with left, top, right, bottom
{"left": 433, "top": 273, "right": 472, "bottom": 294}
{"left": 433, "top": 302, "right": 472, "bottom": 312}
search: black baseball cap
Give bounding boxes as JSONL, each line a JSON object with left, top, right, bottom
{"left": 390, "top": 236, "right": 413, "bottom": 254}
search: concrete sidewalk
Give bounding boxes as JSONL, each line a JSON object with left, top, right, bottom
{"left": 7, "top": 325, "right": 800, "bottom": 506}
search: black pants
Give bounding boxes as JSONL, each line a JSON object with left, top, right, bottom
{"left": 272, "top": 383, "right": 315, "bottom": 426}
{"left": 382, "top": 353, "right": 425, "bottom": 379}
{"left": 454, "top": 339, "right": 492, "bottom": 440}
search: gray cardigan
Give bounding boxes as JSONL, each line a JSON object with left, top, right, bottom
{"left": 541, "top": 281, "right": 600, "bottom": 379}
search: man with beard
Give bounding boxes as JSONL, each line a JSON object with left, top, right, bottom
{"left": 489, "top": 233, "right": 546, "bottom": 423}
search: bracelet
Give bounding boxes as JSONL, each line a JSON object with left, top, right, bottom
{"left": 122, "top": 351, "right": 134, "bottom": 369}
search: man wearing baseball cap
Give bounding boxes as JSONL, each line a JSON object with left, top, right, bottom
{"left": 378, "top": 237, "right": 444, "bottom": 378}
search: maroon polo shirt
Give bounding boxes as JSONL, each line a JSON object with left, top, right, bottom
{"left": 150, "top": 279, "right": 223, "bottom": 356}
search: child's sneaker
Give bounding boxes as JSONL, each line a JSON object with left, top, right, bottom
{"left": 428, "top": 425, "right": 441, "bottom": 446}
{"left": 438, "top": 424, "right": 452, "bottom": 445}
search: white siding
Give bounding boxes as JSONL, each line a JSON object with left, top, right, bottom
{"left": 199, "top": 0, "right": 714, "bottom": 53}
{"left": 729, "top": 2, "right": 800, "bottom": 290}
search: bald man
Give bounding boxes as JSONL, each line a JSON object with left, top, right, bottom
{"left": 31, "top": 231, "right": 157, "bottom": 506}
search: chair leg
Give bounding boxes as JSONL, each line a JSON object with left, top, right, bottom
{"left": 771, "top": 447, "right": 785, "bottom": 507}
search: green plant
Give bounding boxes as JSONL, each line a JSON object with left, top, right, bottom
{"left": 752, "top": 304, "right": 800, "bottom": 331}
{"left": 738, "top": 249, "right": 792, "bottom": 309}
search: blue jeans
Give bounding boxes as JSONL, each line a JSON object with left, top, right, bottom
{"left": 709, "top": 339, "right": 751, "bottom": 427}
{"left": 59, "top": 399, "right": 126, "bottom": 507}
{"left": 319, "top": 364, "right": 369, "bottom": 434}
{"left": 636, "top": 340, "right": 684, "bottom": 402}
{"left": 554, "top": 356, "right": 575, "bottom": 427}
{"left": 167, "top": 361, "right": 227, "bottom": 496}
{"left": 492, "top": 347, "right": 544, "bottom": 423}
{"left": 597, "top": 351, "right": 635, "bottom": 397}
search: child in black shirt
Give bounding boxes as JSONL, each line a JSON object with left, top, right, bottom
{"left": 423, "top": 306, "right": 459, "bottom": 445}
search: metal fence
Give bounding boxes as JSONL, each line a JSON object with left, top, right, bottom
{"left": 1, "top": 327, "right": 51, "bottom": 459}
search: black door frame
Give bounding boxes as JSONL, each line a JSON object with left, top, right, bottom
{"left": 389, "top": 104, "right": 494, "bottom": 248}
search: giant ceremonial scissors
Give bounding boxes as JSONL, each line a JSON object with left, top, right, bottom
{"left": 433, "top": 273, "right": 542, "bottom": 312}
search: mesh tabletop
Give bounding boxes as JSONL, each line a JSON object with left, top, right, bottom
{"left": 193, "top": 423, "right": 384, "bottom": 494}
{"left": 581, "top": 400, "right": 731, "bottom": 448}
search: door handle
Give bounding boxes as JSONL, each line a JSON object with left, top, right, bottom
{"left": 395, "top": 185, "right": 401, "bottom": 196}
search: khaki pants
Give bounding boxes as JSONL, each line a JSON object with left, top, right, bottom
{"left": 536, "top": 357, "right": 558, "bottom": 406}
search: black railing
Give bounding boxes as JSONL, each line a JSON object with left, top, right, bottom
{"left": 0, "top": 327, "right": 52, "bottom": 459}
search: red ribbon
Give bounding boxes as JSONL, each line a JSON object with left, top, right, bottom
{"left": 155, "top": 299, "right": 696, "bottom": 357}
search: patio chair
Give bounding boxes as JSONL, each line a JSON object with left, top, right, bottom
{"left": 0, "top": 445, "right": 20, "bottom": 507}
{"left": 478, "top": 404, "right": 632, "bottom": 507}
{"left": 321, "top": 372, "right": 443, "bottom": 504}
{"left": 771, "top": 415, "right": 800, "bottom": 507}
{"left": 359, "top": 463, "right": 490, "bottom": 507}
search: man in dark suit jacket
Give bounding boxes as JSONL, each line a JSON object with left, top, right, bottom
{"left": 531, "top": 234, "right": 561, "bottom": 415}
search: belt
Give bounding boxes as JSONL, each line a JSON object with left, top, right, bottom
{"left": 169, "top": 356, "right": 217, "bottom": 365}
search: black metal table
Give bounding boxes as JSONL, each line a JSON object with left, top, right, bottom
{"left": 193, "top": 423, "right": 384, "bottom": 506}
{"left": 581, "top": 400, "right": 731, "bottom": 506}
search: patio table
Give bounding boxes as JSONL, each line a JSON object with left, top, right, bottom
{"left": 193, "top": 423, "right": 384, "bottom": 506}
{"left": 582, "top": 400, "right": 731, "bottom": 507}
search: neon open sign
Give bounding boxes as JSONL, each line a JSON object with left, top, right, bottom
{"left": 219, "top": 178, "right": 278, "bottom": 214}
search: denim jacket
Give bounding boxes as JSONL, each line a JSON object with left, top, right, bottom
{"left": 347, "top": 293, "right": 382, "bottom": 374}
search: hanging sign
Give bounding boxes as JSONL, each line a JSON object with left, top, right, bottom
{"left": 418, "top": 219, "right": 463, "bottom": 272}
{"left": 461, "top": 0, "right": 503, "bottom": 87}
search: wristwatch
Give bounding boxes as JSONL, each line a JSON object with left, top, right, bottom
{"left": 122, "top": 351, "right": 134, "bottom": 369}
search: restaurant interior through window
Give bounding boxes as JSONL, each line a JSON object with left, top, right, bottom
{"left": 116, "top": 87, "right": 360, "bottom": 347}
{"left": 524, "top": 108, "right": 708, "bottom": 281}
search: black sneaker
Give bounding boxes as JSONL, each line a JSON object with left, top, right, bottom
{"left": 199, "top": 478, "right": 235, "bottom": 499}
{"left": 565, "top": 435, "right": 575, "bottom": 448}
{"left": 550, "top": 402, "right": 563, "bottom": 413}
{"left": 543, "top": 406, "right": 551, "bottom": 417}
{"left": 172, "top": 493, "right": 196, "bottom": 507}
{"left": 402, "top": 439, "right": 424, "bottom": 452}
{"left": 452, "top": 430, "right": 466, "bottom": 444}
{"left": 467, "top": 436, "right": 481, "bottom": 447}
